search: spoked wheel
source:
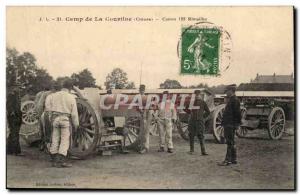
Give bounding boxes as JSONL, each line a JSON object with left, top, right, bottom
{"left": 268, "top": 107, "right": 285, "bottom": 140}
{"left": 236, "top": 108, "right": 248, "bottom": 138}
{"left": 21, "top": 100, "right": 38, "bottom": 125}
{"left": 69, "top": 98, "right": 100, "bottom": 159}
{"left": 212, "top": 104, "right": 226, "bottom": 144}
{"left": 124, "top": 116, "right": 143, "bottom": 148}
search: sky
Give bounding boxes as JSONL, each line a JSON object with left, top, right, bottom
{"left": 6, "top": 6, "right": 294, "bottom": 89}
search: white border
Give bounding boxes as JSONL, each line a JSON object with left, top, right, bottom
{"left": 0, "top": 1, "right": 298, "bottom": 194}
{"left": 1, "top": 0, "right": 299, "bottom": 6}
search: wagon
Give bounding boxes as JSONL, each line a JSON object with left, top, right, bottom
{"left": 20, "top": 87, "right": 237, "bottom": 158}
{"left": 211, "top": 86, "right": 294, "bottom": 142}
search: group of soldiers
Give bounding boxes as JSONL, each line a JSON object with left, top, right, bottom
{"left": 136, "top": 84, "right": 241, "bottom": 166}
{"left": 7, "top": 80, "right": 241, "bottom": 168}
{"left": 137, "top": 86, "right": 209, "bottom": 155}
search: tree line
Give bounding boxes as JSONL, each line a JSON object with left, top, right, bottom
{"left": 6, "top": 47, "right": 100, "bottom": 95}
{"left": 6, "top": 47, "right": 226, "bottom": 96}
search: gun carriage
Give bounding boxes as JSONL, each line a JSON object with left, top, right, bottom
{"left": 20, "top": 87, "right": 251, "bottom": 158}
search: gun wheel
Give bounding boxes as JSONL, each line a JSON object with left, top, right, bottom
{"left": 268, "top": 107, "right": 285, "bottom": 140}
{"left": 212, "top": 104, "right": 226, "bottom": 144}
{"left": 69, "top": 98, "right": 100, "bottom": 159}
{"left": 124, "top": 116, "right": 144, "bottom": 149}
{"left": 21, "top": 100, "right": 38, "bottom": 125}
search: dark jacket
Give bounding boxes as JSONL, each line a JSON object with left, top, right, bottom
{"left": 222, "top": 95, "right": 241, "bottom": 126}
{"left": 186, "top": 99, "right": 210, "bottom": 121}
{"left": 6, "top": 91, "right": 22, "bottom": 126}
{"left": 6, "top": 90, "right": 22, "bottom": 154}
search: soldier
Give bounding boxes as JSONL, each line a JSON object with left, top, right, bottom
{"left": 186, "top": 90, "right": 210, "bottom": 155}
{"left": 156, "top": 91, "right": 177, "bottom": 153}
{"left": 218, "top": 84, "right": 241, "bottom": 166}
{"left": 6, "top": 84, "right": 23, "bottom": 156}
{"left": 48, "top": 80, "right": 79, "bottom": 168}
{"left": 138, "top": 84, "right": 150, "bottom": 154}
{"left": 40, "top": 83, "right": 60, "bottom": 151}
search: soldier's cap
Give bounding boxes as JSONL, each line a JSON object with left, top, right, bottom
{"left": 139, "top": 84, "right": 145, "bottom": 90}
{"left": 194, "top": 90, "right": 201, "bottom": 94}
{"left": 224, "top": 84, "right": 237, "bottom": 92}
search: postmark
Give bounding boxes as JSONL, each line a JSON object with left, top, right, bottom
{"left": 178, "top": 22, "right": 232, "bottom": 76}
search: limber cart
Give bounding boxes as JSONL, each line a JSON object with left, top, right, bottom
{"left": 235, "top": 90, "right": 294, "bottom": 140}
{"left": 210, "top": 86, "right": 294, "bottom": 142}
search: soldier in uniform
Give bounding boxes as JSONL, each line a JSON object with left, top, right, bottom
{"left": 138, "top": 84, "right": 150, "bottom": 154}
{"left": 6, "top": 84, "right": 23, "bottom": 155}
{"left": 156, "top": 91, "right": 177, "bottom": 153}
{"left": 186, "top": 90, "right": 210, "bottom": 155}
{"left": 48, "top": 80, "right": 79, "bottom": 168}
{"left": 218, "top": 84, "right": 241, "bottom": 166}
{"left": 40, "top": 83, "right": 60, "bottom": 151}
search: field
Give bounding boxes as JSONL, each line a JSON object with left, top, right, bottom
{"left": 7, "top": 122, "right": 295, "bottom": 190}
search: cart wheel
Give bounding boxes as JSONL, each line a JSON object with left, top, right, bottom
{"left": 124, "top": 116, "right": 143, "bottom": 148}
{"left": 212, "top": 104, "right": 226, "bottom": 144}
{"left": 268, "top": 107, "right": 285, "bottom": 140}
{"left": 69, "top": 98, "right": 100, "bottom": 159}
{"left": 236, "top": 108, "right": 248, "bottom": 138}
{"left": 21, "top": 100, "right": 38, "bottom": 125}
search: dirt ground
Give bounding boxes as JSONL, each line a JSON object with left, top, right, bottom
{"left": 7, "top": 125, "right": 295, "bottom": 190}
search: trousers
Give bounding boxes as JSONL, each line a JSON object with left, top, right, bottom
{"left": 49, "top": 115, "right": 71, "bottom": 156}
{"left": 188, "top": 120, "right": 205, "bottom": 152}
{"left": 224, "top": 125, "right": 237, "bottom": 162}
{"left": 157, "top": 118, "right": 173, "bottom": 149}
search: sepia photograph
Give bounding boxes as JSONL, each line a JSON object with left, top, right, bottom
{"left": 6, "top": 6, "right": 295, "bottom": 190}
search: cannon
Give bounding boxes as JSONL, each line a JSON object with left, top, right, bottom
{"left": 23, "top": 87, "right": 146, "bottom": 158}
{"left": 97, "top": 88, "right": 227, "bottom": 145}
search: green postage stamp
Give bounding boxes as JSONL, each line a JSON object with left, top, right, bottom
{"left": 181, "top": 28, "right": 221, "bottom": 75}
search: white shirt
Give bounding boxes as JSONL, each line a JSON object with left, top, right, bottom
{"left": 44, "top": 92, "right": 54, "bottom": 112}
{"left": 45, "top": 88, "right": 79, "bottom": 128}
{"left": 157, "top": 100, "right": 177, "bottom": 120}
